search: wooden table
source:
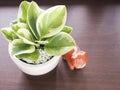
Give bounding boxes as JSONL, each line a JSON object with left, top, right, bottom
{"left": 0, "top": 4, "right": 120, "bottom": 90}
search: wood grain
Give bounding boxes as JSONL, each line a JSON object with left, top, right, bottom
{"left": 0, "top": 4, "right": 120, "bottom": 90}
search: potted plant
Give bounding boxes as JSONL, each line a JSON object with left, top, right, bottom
{"left": 0, "top": 1, "right": 76, "bottom": 75}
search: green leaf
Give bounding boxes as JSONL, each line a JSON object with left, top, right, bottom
{"left": 16, "top": 49, "right": 40, "bottom": 62}
{"left": 12, "top": 33, "right": 19, "bottom": 40}
{"left": 27, "top": 1, "right": 44, "bottom": 40}
{"left": 61, "top": 26, "right": 72, "bottom": 34}
{"left": 16, "top": 28, "right": 36, "bottom": 45}
{"left": 1, "top": 27, "right": 14, "bottom": 42}
{"left": 45, "top": 32, "right": 75, "bottom": 56}
{"left": 11, "top": 39, "right": 35, "bottom": 56}
{"left": 11, "top": 22, "right": 28, "bottom": 32}
{"left": 17, "top": 1, "right": 30, "bottom": 22}
{"left": 37, "top": 5, "right": 67, "bottom": 39}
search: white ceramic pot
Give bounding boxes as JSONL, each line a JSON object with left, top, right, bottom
{"left": 8, "top": 43, "right": 61, "bottom": 76}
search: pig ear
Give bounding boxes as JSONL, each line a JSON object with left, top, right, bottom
{"left": 71, "top": 46, "right": 80, "bottom": 58}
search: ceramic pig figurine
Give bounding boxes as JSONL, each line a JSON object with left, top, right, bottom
{"left": 63, "top": 46, "right": 87, "bottom": 70}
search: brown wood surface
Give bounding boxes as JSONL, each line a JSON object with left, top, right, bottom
{"left": 0, "top": 0, "right": 120, "bottom": 6}
{"left": 0, "top": 4, "right": 120, "bottom": 90}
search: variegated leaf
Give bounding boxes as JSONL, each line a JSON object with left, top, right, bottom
{"left": 11, "top": 39, "right": 35, "bottom": 56}
{"left": 16, "top": 28, "right": 36, "bottom": 45}
{"left": 37, "top": 5, "right": 67, "bottom": 39}
{"left": 27, "top": 1, "right": 44, "bottom": 39}
{"left": 45, "top": 32, "right": 75, "bottom": 56}
{"left": 16, "top": 49, "right": 40, "bottom": 62}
